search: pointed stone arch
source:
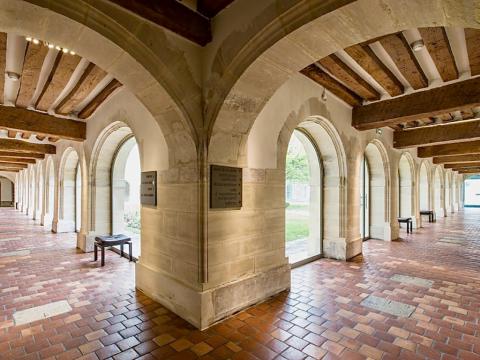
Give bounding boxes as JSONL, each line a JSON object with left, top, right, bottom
{"left": 398, "top": 152, "right": 416, "bottom": 226}
{"left": 364, "top": 139, "right": 391, "bottom": 241}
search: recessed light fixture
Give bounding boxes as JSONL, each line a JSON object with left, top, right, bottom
{"left": 6, "top": 72, "right": 20, "bottom": 81}
{"left": 321, "top": 88, "right": 327, "bottom": 102}
{"left": 376, "top": 128, "right": 383, "bottom": 135}
{"left": 25, "top": 36, "right": 75, "bottom": 56}
{"left": 410, "top": 39, "right": 425, "bottom": 52}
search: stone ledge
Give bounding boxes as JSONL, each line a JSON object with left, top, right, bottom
{"left": 136, "top": 261, "right": 290, "bottom": 330}
{"left": 52, "top": 219, "right": 75, "bottom": 233}
{"left": 201, "top": 263, "right": 290, "bottom": 329}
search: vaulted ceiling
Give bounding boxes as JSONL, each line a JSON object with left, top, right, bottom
{"left": 301, "top": 26, "right": 480, "bottom": 174}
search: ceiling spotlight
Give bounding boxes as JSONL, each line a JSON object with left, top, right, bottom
{"left": 410, "top": 39, "right": 425, "bottom": 52}
{"left": 69, "top": 50, "right": 75, "bottom": 55}
{"left": 47, "top": 43, "right": 54, "bottom": 49}
{"left": 321, "top": 88, "right": 327, "bottom": 102}
{"left": 6, "top": 72, "right": 20, "bottom": 81}
{"left": 25, "top": 36, "right": 32, "bottom": 42}
{"left": 55, "top": 45, "right": 61, "bottom": 51}
{"left": 32, "top": 38, "right": 40, "bottom": 45}
{"left": 62, "top": 48, "right": 69, "bottom": 53}
{"left": 376, "top": 128, "right": 383, "bottom": 135}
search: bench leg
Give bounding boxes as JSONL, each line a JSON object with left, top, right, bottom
{"left": 94, "top": 243, "right": 98, "bottom": 261}
{"left": 101, "top": 246, "right": 105, "bottom": 267}
{"left": 129, "top": 242, "right": 132, "bottom": 262}
{"left": 120, "top": 244, "right": 124, "bottom": 258}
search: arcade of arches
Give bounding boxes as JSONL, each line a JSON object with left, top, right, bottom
{"left": 1, "top": 1, "right": 480, "bottom": 359}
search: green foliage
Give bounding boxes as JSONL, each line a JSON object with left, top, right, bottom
{"left": 285, "top": 218, "right": 309, "bottom": 242}
{"left": 286, "top": 150, "right": 309, "bottom": 182}
{"left": 124, "top": 211, "right": 140, "bottom": 234}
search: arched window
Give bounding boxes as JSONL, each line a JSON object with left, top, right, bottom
{"left": 75, "top": 163, "right": 81, "bottom": 232}
{"left": 44, "top": 158, "right": 55, "bottom": 229}
{"left": 285, "top": 129, "right": 321, "bottom": 265}
{"left": 398, "top": 154, "right": 413, "bottom": 219}
{"left": 0, "top": 176, "right": 14, "bottom": 207}
{"left": 363, "top": 141, "right": 389, "bottom": 240}
{"left": 59, "top": 149, "right": 80, "bottom": 233}
{"left": 29, "top": 168, "right": 35, "bottom": 219}
{"left": 419, "top": 163, "right": 429, "bottom": 211}
{"left": 434, "top": 168, "right": 443, "bottom": 217}
{"left": 112, "top": 138, "right": 141, "bottom": 257}
{"left": 359, "top": 156, "right": 370, "bottom": 240}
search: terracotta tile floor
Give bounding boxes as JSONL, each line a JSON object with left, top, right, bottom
{"left": 1, "top": 208, "right": 480, "bottom": 359}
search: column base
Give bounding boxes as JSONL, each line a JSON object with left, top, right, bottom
{"left": 43, "top": 213, "right": 53, "bottom": 231}
{"left": 136, "top": 261, "right": 290, "bottom": 330}
{"left": 411, "top": 216, "right": 421, "bottom": 229}
{"left": 435, "top": 208, "right": 445, "bottom": 218}
{"left": 52, "top": 219, "right": 75, "bottom": 233}
{"left": 346, "top": 237, "right": 362, "bottom": 259}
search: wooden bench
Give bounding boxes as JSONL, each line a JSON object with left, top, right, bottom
{"left": 94, "top": 234, "right": 132, "bottom": 266}
{"left": 397, "top": 217, "right": 413, "bottom": 233}
{"left": 420, "top": 210, "right": 436, "bottom": 223}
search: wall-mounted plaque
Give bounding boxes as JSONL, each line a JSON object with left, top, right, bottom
{"left": 141, "top": 171, "right": 157, "bottom": 206}
{"left": 210, "top": 165, "right": 242, "bottom": 209}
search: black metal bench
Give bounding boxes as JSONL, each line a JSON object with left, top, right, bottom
{"left": 420, "top": 210, "right": 436, "bottom": 223}
{"left": 397, "top": 217, "right": 413, "bottom": 234}
{"left": 94, "top": 234, "right": 132, "bottom": 266}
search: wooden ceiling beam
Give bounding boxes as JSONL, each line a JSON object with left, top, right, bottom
{"left": 444, "top": 162, "right": 480, "bottom": 169}
{"left": 0, "top": 138, "right": 55, "bottom": 154}
{"left": 418, "top": 140, "right": 480, "bottom": 158}
{"left": 16, "top": 42, "right": 49, "bottom": 108}
{"left": 393, "top": 120, "right": 480, "bottom": 148}
{"left": 0, "top": 162, "right": 27, "bottom": 169}
{"left": 35, "top": 52, "right": 81, "bottom": 112}
{"left": 0, "top": 157, "right": 36, "bottom": 164}
{"left": 0, "top": 151, "right": 44, "bottom": 159}
{"left": 465, "top": 28, "right": 480, "bottom": 76}
{"left": 419, "top": 27, "right": 459, "bottom": 82}
{"left": 353, "top": 77, "right": 480, "bottom": 130}
{"left": 0, "top": 33, "right": 6, "bottom": 104}
{"left": 0, "top": 106, "right": 85, "bottom": 141}
{"left": 318, "top": 54, "right": 381, "bottom": 101}
{"left": 344, "top": 44, "right": 404, "bottom": 97}
{"left": 379, "top": 33, "right": 428, "bottom": 89}
{"left": 56, "top": 63, "right": 107, "bottom": 116}
{"left": 78, "top": 79, "right": 122, "bottom": 119}
{"left": 108, "top": 0, "right": 211, "bottom": 46}
{"left": 300, "top": 64, "right": 362, "bottom": 107}
{"left": 197, "top": 0, "right": 234, "bottom": 17}
{"left": 433, "top": 154, "right": 480, "bottom": 164}
{"left": 458, "top": 168, "right": 480, "bottom": 174}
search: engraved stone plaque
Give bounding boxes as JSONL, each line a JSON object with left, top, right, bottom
{"left": 210, "top": 165, "right": 242, "bottom": 209}
{"left": 141, "top": 171, "right": 157, "bottom": 206}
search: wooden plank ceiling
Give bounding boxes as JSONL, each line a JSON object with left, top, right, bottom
{"left": 301, "top": 26, "right": 480, "bottom": 173}
{"left": 0, "top": 33, "right": 124, "bottom": 171}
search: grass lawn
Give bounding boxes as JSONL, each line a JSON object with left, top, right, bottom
{"left": 286, "top": 218, "right": 309, "bottom": 242}
{"left": 286, "top": 203, "right": 309, "bottom": 211}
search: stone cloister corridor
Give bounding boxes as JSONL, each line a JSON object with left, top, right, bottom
{"left": 1, "top": 208, "right": 480, "bottom": 359}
